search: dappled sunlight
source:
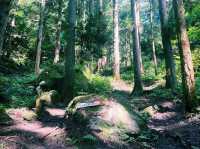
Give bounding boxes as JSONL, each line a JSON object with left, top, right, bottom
{"left": 0, "top": 0, "right": 199, "bottom": 148}
{"left": 0, "top": 107, "right": 69, "bottom": 148}
{"left": 111, "top": 79, "right": 133, "bottom": 93}
{"left": 96, "top": 100, "right": 140, "bottom": 133}
{"left": 144, "top": 80, "right": 165, "bottom": 92}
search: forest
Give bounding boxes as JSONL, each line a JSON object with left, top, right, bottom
{"left": 0, "top": 0, "right": 200, "bottom": 148}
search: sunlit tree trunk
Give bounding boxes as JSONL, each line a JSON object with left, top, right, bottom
{"left": 131, "top": 0, "right": 143, "bottom": 94}
{"left": 173, "top": 0, "right": 196, "bottom": 112}
{"left": 0, "top": 0, "right": 12, "bottom": 57}
{"left": 35, "top": 0, "right": 45, "bottom": 76}
{"left": 149, "top": 0, "right": 158, "bottom": 75}
{"left": 125, "top": 31, "right": 132, "bottom": 67}
{"left": 158, "top": 0, "right": 177, "bottom": 91}
{"left": 113, "top": 0, "right": 120, "bottom": 80}
{"left": 54, "top": 0, "right": 62, "bottom": 64}
{"left": 137, "top": 1, "right": 144, "bottom": 74}
{"left": 125, "top": 31, "right": 129, "bottom": 67}
{"left": 63, "top": 0, "right": 76, "bottom": 104}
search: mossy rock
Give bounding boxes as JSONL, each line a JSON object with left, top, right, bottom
{"left": 66, "top": 96, "right": 142, "bottom": 143}
{"left": 143, "top": 106, "right": 158, "bottom": 117}
{"left": 36, "top": 64, "right": 89, "bottom": 94}
{"left": 36, "top": 64, "right": 64, "bottom": 93}
{"left": 66, "top": 95, "right": 95, "bottom": 115}
{"left": 35, "top": 90, "right": 61, "bottom": 115}
{"left": 23, "top": 110, "right": 37, "bottom": 121}
{"left": 38, "top": 64, "right": 64, "bottom": 82}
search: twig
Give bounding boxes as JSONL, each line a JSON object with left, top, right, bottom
{"left": 41, "top": 127, "right": 60, "bottom": 139}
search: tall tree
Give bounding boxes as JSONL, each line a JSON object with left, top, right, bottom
{"left": 131, "top": 0, "right": 143, "bottom": 94}
{"left": 97, "top": 0, "right": 103, "bottom": 57}
{"left": 113, "top": 0, "right": 120, "bottom": 80}
{"left": 35, "top": 0, "right": 45, "bottom": 75}
{"left": 0, "top": 0, "right": 12, "bottom": 57}
{"left": 149, "top": 0, "right": 158, "bottom": 75}
{"left": 89, "top": 0, "right": 94, "bottom": 16}
{"left": 173, "top": 0, "right": 196, "bottom": 111}
{"left": 54, "top": 0, "right": 63, "bottom": 64}
{"left": 136, "top": 1, "right": 144, "bottom": 74}
{"left": 158, "top": 0, "right": 177, "bottom": 90}
{"left": 63, "top": 0, "right": 77, "bottom": 104}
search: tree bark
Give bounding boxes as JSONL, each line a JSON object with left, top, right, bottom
{"left": 35, "top": 0, "right": 45, "bottom": 76}
{"left": 0, "top": 0, "right": 12, "bottom": 57}
{"left": 131, "top": 0, "right": 143, "bottom": 94}
{"left": 89, "top": 0, "right": 94, "bottom": 16}
{"left": 113, "top": 0, "right": 120, "bottom": 80}
{"left": 96, "top": 0, "right": 103, "bottom": 58}
{"left": 136, "top": 1, "right": 144, "bottom": 74}
{"left": 53, "top": 0, "right": 62, "bottom": 64}
{"left": 63, "top": 0, "right": 76, "bottom": 104}
{"left": 158, "top": 0, "right": 177, "bottom": 91}
{"left": 149, "top": 0, "right": 158, "bottom": 75}
{"left": 173, "top": 0, "right": 196, "bottom": 112}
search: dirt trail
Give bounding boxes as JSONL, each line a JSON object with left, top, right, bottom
{"left": 111, "top": 80, "right": 200, "bottom": 149}
{"left": 0, "top": 108, "right": 75, "bottom": 149}
{"left": 0, "top": 80, "right": 200, "bottom": 149}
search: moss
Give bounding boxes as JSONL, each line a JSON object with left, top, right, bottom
{"left": 66, "top": 95, "right": 95, "bottom": 115}
{"left": 35, "top": 90, "right": 61, "bottom": 115}
{"left": 23, "top": 111, "right": 37, "bottom": 121}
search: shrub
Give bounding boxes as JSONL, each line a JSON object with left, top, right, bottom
{"left": 88, "top": 74, "right": 112, "bottom": 93}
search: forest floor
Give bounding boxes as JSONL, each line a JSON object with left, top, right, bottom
{"left": 0, "top": 79, "right": 200, "bottom": 149}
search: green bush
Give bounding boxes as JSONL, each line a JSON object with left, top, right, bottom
{"left": 192, "top": 48, "right": 200, "bottom": 72}
{"left": 36, "top": 64, "right": 112, "bottom": 95}
{"left": 196, "top": 77, "right": 200, "bottom": 99}
{"left": 88, "top": 74, "right": 112, "bottom": 93}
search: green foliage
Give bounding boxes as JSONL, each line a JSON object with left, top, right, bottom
{"left": 0, "top": 73, "right": 36, "bottom": 108}
{"left": 148, "top": 88, "right": 178, "bottom": 100}
{"left": 38, "top": 64, "right": 64, "bottom": 82}
{"left": 121, "top": 68, "right": 134, "bottom": 83}
{"left": 81, "top": 134, "right": 97, "bottom": 144}
{"left": 88, "top": 74, "right": 112, "bottom": 93}
{"left": 75, "top": 65, "right": 112, "bottom": 94}
{"left": 196, "top": 77, "right": 200, "bottom": 99}
{"left": 192, "top": 48, "right": 200, "bottom": 72}
{"left": 0, "top": 106, "right": 12, "bottom": 125}
{"left": 188, "top": 27, "right": 200, "bottom": 43}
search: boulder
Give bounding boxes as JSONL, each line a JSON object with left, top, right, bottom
{"left": 66, "top": 95, "right": 142, "bottom": 143}
{"left": 36, "top": 64, "right": 89, "bottom": 95}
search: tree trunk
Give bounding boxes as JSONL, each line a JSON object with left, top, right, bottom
{"left": 54, "top": 0, "right": 62, "bottom": 64}
{"left": 96, "top": 0, "right": 103, "bottom": 58}
{"left": 158, "top": 0, "right": 177, "bottom": 91}
{"left": 35, "top": 0, "right": 45, "bottom": 76}
{"left": 136, "top": 1, "right": 144, "bottom": 74}
{"left": 125, "top": 31, "right": 132, "bottom": 67}
{"left": 149, "top": 0, "right": 158, "bottom": 75}
{"left": 125, "top": 31, "right": 128, "bottom": 67}
{"left": 63, "top": 0, "right": 76, "bottom": 104}
{"left": 89, "top": 0, "right": 94, "bottom": 16}
{"left": 113, "top": 0, "right": 120, "bottom": 80}
{"left": 0, "top": 0, "right": 12, "bottom": 57}
{"left": 173, "top": 0, "right": 196, "bottom": 112}
{"left": 131, "top": 0, "right": 143, "bottom": 94}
